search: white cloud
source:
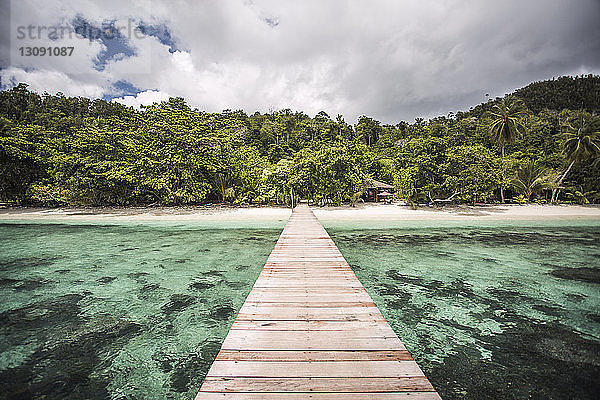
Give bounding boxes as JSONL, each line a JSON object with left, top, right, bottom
{"left": 171, "top": 51, "right": 194, "bottom": 73}
{"left": 3, "top": 0, "right": 600, "bottom": 122}
{"left": 112, "top": 89, "right": 170, "bottom": 108}
{"left": 0, "top": 66, "right": 106, "bottom": 98}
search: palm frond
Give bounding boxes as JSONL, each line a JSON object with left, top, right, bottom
{"left": 511, "top": 160, "right": 554, "bottom": 199}
{"left": 487, "top": 96, "right": 528, "bottom": 145}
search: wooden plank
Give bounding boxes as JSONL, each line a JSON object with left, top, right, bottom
{"left": 242, "top": 302, "right": 378, "bottom": 308}
{"left": 197, "top": 394, "right": 442, "bottom": 400}
{"left": 231, "top": 320, "right": 397, "bottom": 333}
{"left": 248, "top": 292, "right": 373, "bottom": 303}
{"left": 235, "top": 312, "right": 387, "bottom": 321}
{"left": 215, "top": 350, "right": 415, "bottom": 362}
{"left": 249, "top": 286, "right": 365, "bottom": 290}
{"left": 206, "top": 361, "right": 425, "bottom": 378}
{"left": 200, "top": 377, "right": 435, "bottom": 392}
{"left": 223, "top": 328, "right": 398, "bottom": 338}
{"left": 221, "top": 337, "right": 406, "bottom": 351}
{"left": 238, "top": 306, "right": 383, "bottom": 315}
{"left": 251, "top": 283, "right": 365, "bottom": 288}
{"left": 248, "top": 287, "right": 368, "bottom": 293}
{"left": 196, "top": 204, "right": 439, "bottom": 397}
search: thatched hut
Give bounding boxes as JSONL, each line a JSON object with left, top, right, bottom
{"left": 363, "top": 179, "right": 394, "bottom": 202}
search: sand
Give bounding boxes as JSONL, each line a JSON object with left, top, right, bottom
{"left": 312, "top": 203, "right": 600, "bottom": 222}
{"left": 1, "top": 203, "right": 599, "bottom": 224}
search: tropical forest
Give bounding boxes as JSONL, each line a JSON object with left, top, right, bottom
{"left": 1, "top": 74, "right": 600, "bottom": 207}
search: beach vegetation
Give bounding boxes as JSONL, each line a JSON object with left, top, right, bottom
{"left": 511, "top": 160, "right": 555, "bottom": 201}
{"left": 1, "top": 76, "right": 600, "bottom": 206}
{"left": 487, "top": 96, "right": 528, "bottom": 202}
{"left": 551, "top": 110, "right": 600, "bottom": 202}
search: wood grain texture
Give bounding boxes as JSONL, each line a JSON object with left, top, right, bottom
{"left": 195, "top": 204, "right": 440, "bottom": 398}
{"left": 200, "top": 377, "right": 435, "bottom": 392}
{"left": 196, "top": 394, "right": 441, "bottom": 400}
{"left": 206, "top": 361, "right": 425, "bottom": 377}
{"left": 214, "top": 350, "right": 415, "bottom": 362}
{"left": 230, "top": 320, "right": 397, "bottom": 332}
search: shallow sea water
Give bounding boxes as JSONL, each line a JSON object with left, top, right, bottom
{"left": 324, "top": 219, "right": 600, "bottom": 399}
{"left": 0, "top": 220, "right": 283, "bottom": 399}
{"left": 0, "top": 217, "right": 599, "bottom": 399}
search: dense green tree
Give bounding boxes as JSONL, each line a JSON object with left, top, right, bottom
{"left": 487, "top": 96, "right": 528, "bottom": 202}
{"left": 511, "top": 160, "right": 554, "bottom": 201}
{"left": 551, "top": 111, "right": 600, "bottom": 202}
{"left": 260, "top": 159, "right": 294, "bottom": 205}
{"left": 131, "top": 98, "right": 217, "bottom": 205}
{"left": 221, "top": 146, "right": 267, "bottom": 203}
{"left": 0, "top": 118, "right": 45, "bottom": 203}
{"left": 393, "top": 137, "right": 448, "bottom": 204}
{"left": 1, "top": 75, "right": 600, "bottom": 206}
{"left": 442, "top": 145, "right": 501, "bottom": 204}
{"left": 513, "top": 75, "right": 600, "bottom": 114}
{"left": 290, "top": 143, "right": 368, "bottom": 205}
{"left": 355, "top": 116, "right": 382, "bottom": 146}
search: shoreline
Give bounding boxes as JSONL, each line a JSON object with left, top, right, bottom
{"left": 1, "top": 203, "right": 600, "bottom": 223}
{"left": 313, "top": 203, "right": 600, "bottom": 221}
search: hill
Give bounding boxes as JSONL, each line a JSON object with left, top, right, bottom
{"left": 1, "top": 76, "right": 599, "bottom": 206}
{"left": 467, "top": 74, "right": 600, "bottom": 117}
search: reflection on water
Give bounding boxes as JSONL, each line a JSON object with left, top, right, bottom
{"left": 326, "top": 223, "right": 600, "bottom": 400}
{"left": 0, "top": 222, "right": 280, "bottom": 399}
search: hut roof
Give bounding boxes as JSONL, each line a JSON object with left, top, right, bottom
{"left": 364, "top": 179, "right": 394, "bottom": 189}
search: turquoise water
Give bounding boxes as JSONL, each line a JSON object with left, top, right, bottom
{"left": 0, "top": 221, "right": 282, "bottom": 399}
{"left": 1, "top": 217, "right": 599, "bottom": 399}
{"left": 325, "top": 220, "right": 600, "bottom": 399}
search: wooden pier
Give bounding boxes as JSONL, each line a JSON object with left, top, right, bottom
{"left": 196, "top": 204, "right": 441, "bottom": 399}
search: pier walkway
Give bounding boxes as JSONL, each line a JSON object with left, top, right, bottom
{"left": 196, "top": 204, "right": 441, "bottom": 399}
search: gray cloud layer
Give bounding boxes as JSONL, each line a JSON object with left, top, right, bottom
{"left": 2, "top": 0, "right": 599, "bottom": 123}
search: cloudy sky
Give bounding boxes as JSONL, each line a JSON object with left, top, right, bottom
{"left": 1, "top": 0, "right": 599, "bottom": 123}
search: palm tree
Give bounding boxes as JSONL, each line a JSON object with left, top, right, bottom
{"left": 488, "top": 97, "right": 527, "bottom": 202}
{"left": 511, "top": 160, "right": 554, "bottom": 201}
{"left": 551, "top": 113, "right": 600, "bottom": 202}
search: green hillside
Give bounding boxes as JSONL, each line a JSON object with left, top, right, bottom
{"left": 1, "top": 75, "right": 599, "bottom": 206}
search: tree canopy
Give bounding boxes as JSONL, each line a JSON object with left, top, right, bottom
{"left": 1, "top": 75, "right": 600, "bottom": 206}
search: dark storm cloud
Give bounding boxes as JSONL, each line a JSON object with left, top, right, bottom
{"left": 333, "top": 0, "right": 600, "bottom": 122}
{"left": 2, "top": 0, "right": 599, "bottom": 122}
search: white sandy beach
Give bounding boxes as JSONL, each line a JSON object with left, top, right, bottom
{"left": 1, "top": 203, "right": 599, "bottom": 223}
{"left": 312, "top": 203, "right": 600, "bottom": 222}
